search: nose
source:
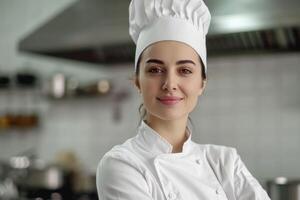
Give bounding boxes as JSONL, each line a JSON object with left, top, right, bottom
{"left": 162, "top": 71, "right": 178, "bottom": 91}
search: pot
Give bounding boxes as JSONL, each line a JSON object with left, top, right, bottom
{"left": 267, "top": 177, "right": 300, "bottom": 200}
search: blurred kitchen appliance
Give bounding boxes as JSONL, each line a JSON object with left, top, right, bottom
{"left": 17, "top": 165, "right": 73, "bottom": 200}
{"left": 267, "top": 177, "right": 300, "bottom": 200}
{"left": 0, "top": 151, "right": 73, "bottom": 200}
{"left": 0, "top": 161, "right": 19, "bottom": 200}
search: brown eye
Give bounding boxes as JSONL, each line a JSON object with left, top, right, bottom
{"left": 180, "top": 68, "right": 192, "bottom": 74}
{"left": 148, "top": 67, "right": 163, "bottom": 74}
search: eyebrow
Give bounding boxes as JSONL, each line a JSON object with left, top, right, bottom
{"left": 176, "top": 60, "right": 196, "bottom": 65}
{"left": 145, "top": 59, "right": 196, "bottom": 66}
{"left": 146, "top": 59, "right": 164, "bottom": 65}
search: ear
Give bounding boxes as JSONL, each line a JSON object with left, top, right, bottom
{"left": 134, "top": 76, "right": 141, "bottom": 91}
{"left": 198, "top": 80, "right": 207, "bottom": 96}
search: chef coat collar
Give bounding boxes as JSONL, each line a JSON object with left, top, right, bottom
{"left": 136, "top": 120, "right": 193, "bottom": 155}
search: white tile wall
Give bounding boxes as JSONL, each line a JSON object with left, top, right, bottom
{"left": 1, "top": 0, "right": 300, "bottom": 188}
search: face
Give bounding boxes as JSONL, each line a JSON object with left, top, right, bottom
{"left": 135, "top": 41, "right": 206, "bottom": 122}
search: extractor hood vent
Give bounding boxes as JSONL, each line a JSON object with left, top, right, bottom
{"left": 19, "top": 0, "right": 300, "bottom": 65}
{"left": 39, "top": 43, "right": 136, "bottom": 65}
{"left": 207, "top": 26, "right": 300, "bottom": 55}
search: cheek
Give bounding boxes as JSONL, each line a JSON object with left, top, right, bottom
{"left": 140, "top": 77, "right": 159, "bottom": 91}
{"left": 183, "top": 80, "right": 202, "bottom": 96}
{"left": 185, "top": 84, "right": 201, "bottom": 110}
{"left": 140, "top": 79, "right": 159, "bottom": 99}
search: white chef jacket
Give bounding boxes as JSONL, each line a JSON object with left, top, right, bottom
{"left": 96, "top": 121, "right": 271, "bottom": 200}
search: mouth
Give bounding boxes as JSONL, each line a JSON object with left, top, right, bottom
{"left": 156, "top": 96, "right": 183, "bottom": 105}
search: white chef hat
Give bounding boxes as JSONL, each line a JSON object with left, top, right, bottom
{"left": 129, "top": 0, "right": 211, "bottom": 75}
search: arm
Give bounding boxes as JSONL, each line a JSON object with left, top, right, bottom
{"left": 96, "top": 154, "right": 154, "bottom": 200}
{"left": 233, "top": 151, "right": 271, "bottom": 200}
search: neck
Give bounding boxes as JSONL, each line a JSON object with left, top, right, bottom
{"left": 145, "top": 116, "right": 189, "bottom": 153}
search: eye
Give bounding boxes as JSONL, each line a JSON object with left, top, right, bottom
{"left": 180, "top": 67, "right": 192, "bottom": 74}
{"left": 147, "top": 67, "right": 164, "bottom": 74}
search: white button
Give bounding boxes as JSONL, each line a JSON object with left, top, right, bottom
{"left": 216, "top": 187, "right": 222, "bottom": 194}
{"left": 195, "top": 159, "right": 201, "bottom": 164}
{"left": 168, "top": 192, "right": 176, "bottom": 200}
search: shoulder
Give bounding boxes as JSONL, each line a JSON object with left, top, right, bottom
{"left": 96, "top": 140, "right": 152, "bottom": 199}
{"left": 98, "top": 138, "right": 138, "bottom": 168}
{"left": 97, "top": 137, "right": 143, "bottom": 176}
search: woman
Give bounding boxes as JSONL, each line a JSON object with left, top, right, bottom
{"left": 97, "top": 0, "right": 271, "bottom": 199}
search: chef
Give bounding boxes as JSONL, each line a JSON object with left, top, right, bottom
{"left": 96, "top": 0, "right": 271, "bottom": 199}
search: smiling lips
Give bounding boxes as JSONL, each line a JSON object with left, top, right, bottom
{"left": 157, "top": 96, "right": 183, "bottom": 105}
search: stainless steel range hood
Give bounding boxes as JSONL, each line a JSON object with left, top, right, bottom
{"left": 18, "top": 0, "right": 300, "bottom": 64}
